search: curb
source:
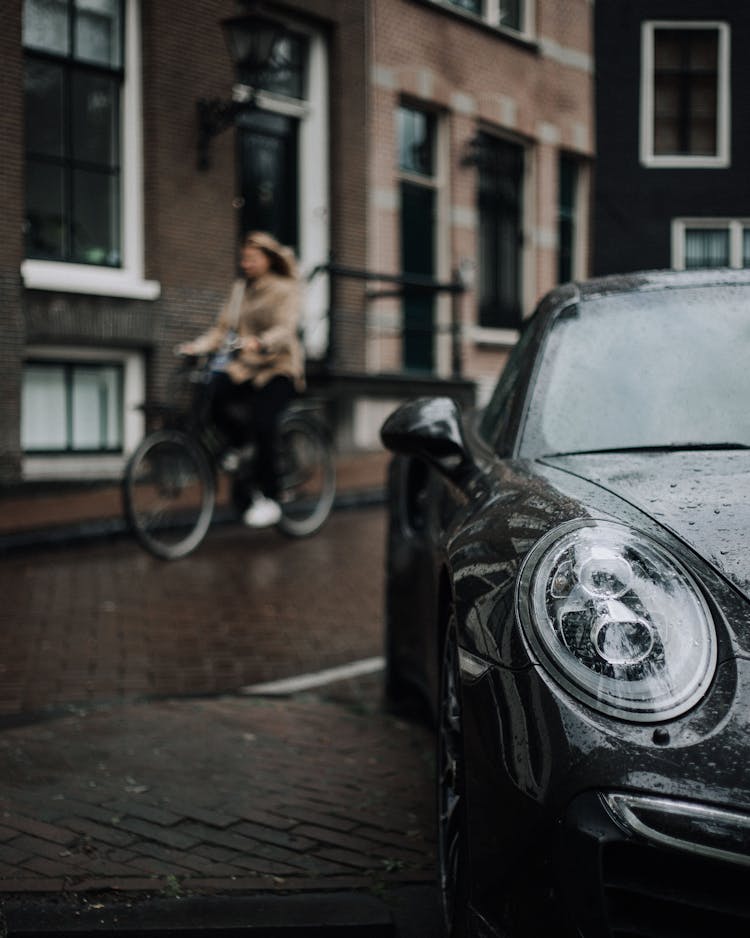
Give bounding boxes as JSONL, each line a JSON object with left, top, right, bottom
{"left": 1, "top": 892, "right": 393, "bottom": 937}
{"left": 0, "top": 488, "right": 386, "bottom": 554}
{"left": 1, "top": 885, "right": 441, "bottom": 937}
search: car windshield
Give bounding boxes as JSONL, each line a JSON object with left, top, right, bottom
{"left": 521, "top": 284, "right": 750, "bottom": 457}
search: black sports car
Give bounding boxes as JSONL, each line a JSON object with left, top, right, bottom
{"left": 381, "top": 269, "right": 750, "bottom": 938}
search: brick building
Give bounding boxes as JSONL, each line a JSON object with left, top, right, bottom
{"left": 0, "top": 0, "right": 593, "bottom": 484}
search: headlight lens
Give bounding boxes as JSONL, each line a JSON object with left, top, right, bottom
{"left": 517, "top": 521, "right": 717, "bottom": 721}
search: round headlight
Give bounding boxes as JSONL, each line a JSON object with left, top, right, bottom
{"left": 517, "top": 521, "right": 717, "bottom": 722}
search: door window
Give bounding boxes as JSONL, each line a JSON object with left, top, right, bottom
{"left": 238, "top": 110, "right": 299, "bottom": 251}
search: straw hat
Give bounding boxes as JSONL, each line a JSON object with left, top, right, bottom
{"left": 243, "top": 231, "right": 298, "bottom": 279}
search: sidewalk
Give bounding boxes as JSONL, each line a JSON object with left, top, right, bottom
{"left": 0, "top": 676, "right": 439, "bottom": 936}
{"left": 0, "top": 452, "right": 444, "bottom": 935}
{"left": 0, "top": 449, "right": 391, "bottom": 551}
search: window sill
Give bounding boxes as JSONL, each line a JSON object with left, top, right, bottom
{"left": 640, "top": 154, "right": 730, "bottom": 170}
{"left": 21, "top": 260, "right": 161, "bottom": 300}
{"left": 473, "top": 325, "right": 520, "bottom": 347}
{"left": 23, "top": 453, "right": 127, "bottom": 482}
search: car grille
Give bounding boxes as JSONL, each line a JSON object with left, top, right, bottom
{"left": 601, "top": 840, "right": 750, "bottom": 938}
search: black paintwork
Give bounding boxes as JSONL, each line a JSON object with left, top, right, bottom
{"left": 381, "top": 270, "right": 750, "bottom": 938}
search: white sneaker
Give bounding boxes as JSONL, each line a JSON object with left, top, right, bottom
{"left": 242, "top": 495, "right": 282, "bottom": 528}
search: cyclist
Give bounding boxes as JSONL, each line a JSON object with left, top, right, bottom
{"left": 178, "top": 231, "right": 305, "bottom": 528}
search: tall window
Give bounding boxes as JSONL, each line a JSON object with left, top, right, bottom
{"left": 558, "top": 154, "right": 579, "bottom": 284}
{"left": 398, "top": 106, "right": 438, "bottom": 372}
{"left": 23, "top": 0, "right": 124, "bottom": 266}
{"left": 477, "top": 134, "right": 525, "bottom": 330}
{"left": 673, "top": 219, "right": 750, "bottom": 270}
{"left": 22, "top": 361, "right": 123, "bottom": 453}
{"left": 641, "top": 21, "right": 729, "bottom": 168}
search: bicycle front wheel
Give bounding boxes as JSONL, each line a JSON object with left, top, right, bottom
{"left": 123, "top": 429, "right": 215, "bottom": 559}
{"left": 276, "top": 415, "right": 336, "bottom": 538}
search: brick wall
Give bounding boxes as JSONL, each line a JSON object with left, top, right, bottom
{"left": 369, "top": 0, "right": 594, "bottom": 395}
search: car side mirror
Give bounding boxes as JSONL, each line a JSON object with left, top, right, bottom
{"left": 380, "top": 396, "right": 475, "bottom": 483}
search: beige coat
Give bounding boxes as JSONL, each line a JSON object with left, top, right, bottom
{"left": 192, "top": 273, "right": 305, "bottom": 389}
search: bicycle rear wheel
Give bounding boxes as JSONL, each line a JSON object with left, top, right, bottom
{"left": 123, "top": 429, "right": 215, "bottom": 559}
{"left": 276, "top": 414, "right": 336, "bottom": 537}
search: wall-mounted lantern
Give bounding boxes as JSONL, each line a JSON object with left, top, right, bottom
{"left": 196, "top": 7, "right": 286, "bottom": 171}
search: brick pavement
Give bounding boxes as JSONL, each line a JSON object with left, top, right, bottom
{"left": 0, "top": 508, "right": 389, "bottom": 717}
{"left": 0, "top": 472, "right": 442, "bottom": 934}
{"left": 0, "top": 677, "right": 435, "bottom": 897}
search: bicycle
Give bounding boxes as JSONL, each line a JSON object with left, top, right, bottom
{"left": 122, "top": 355, "right": 336, "bottom": 560}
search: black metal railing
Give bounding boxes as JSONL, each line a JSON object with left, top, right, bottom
{"left": 307, "top": 262, "right": 467, "bottom": 379}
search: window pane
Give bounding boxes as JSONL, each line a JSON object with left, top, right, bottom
{"left": 558, "top": 154, "right": 577, "bottom": 283}
{"left": 653, "top": 28, "right": 719, "bottom": 157}
{"left": 71, "top": 365, "right": 122, "bottom": 449}
{"left": 246, "top": 32, "right": 307, "bottom": 99}
{"left": 743, "top": 229, "right": 750, "bottom": 268}
{"left": 397, "top": 107, "right": 435, "bottom": 176}
{"left": 25, "top": 60, "right": 64, "bottom": 157}
{"left": 22, "top": 364, "right": 68, "bottom": 451}
{"left": 447, "top": 0, "right": 481, "bottom": 13}
{"left": 499, "top": 0, "right": 522, "bottom": 31}
{"left": 477, "top": 135, "right": 524, "bottom": 328}
{"left": 23, "top": 0, "right": 69, "bottom": 55}
{"left": 72, "top": 70, "right": 119, "bottom": 165}
{"left": 26, "top": 161, "right": 66, "bottom": 259}
{"left": 684, "top": 228, "right": 729, "bottom": 268}
{"left": 22, "top": 362, "right": 123, "bottom": 452}
{"left": 75, "top": 0, "right": 122, "bottom": 67}
{"left": 72, "top": 168, "right": 120, "bottom": 265}
{"left": 238, "top": 110, "right": 299, "bottom": 250}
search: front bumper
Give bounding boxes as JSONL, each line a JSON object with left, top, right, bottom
{"left": 561, "top": 790, "right": 750, "bottom": 938}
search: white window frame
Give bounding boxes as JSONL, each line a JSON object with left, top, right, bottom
{"left": 425, "top": 0, "right": 534, "bottom": 39}
{"left": 22, "top": 345, "right": 145, "bottom": 481}
{"left": 640, "top": 20, "right": 730, "bottom": 169}
{"left": 20, "top": 0, "right": 160, "bottom": 300}
{"left": 672, "top": 218, "right": 750, "bottom": 270}
{"left": 393, "top": 103, "right": 451, "bottom": 376}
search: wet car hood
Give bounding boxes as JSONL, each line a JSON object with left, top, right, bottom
{"left": 540, "top": 450, "right": 750, "bottom": 602}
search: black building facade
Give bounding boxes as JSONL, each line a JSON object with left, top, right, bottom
{"left": 594, "top": 1, "right": 750, "bottom": 276}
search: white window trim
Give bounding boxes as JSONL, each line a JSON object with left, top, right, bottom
{"left": 22, "top": 345, "right": 146, "bottom": 481}
{"left": 21, "top": 0, "right": 161, "bottom": 300}
{"left": 640, "top": 20, "right": 730, "bottom": 169}
{"left": 471, "top": 325, "right": 521, "bottom": 346}
{"left": 672, "top": 217, "right": 750, "bottom": 270}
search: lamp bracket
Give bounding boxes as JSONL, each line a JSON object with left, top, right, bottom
{"left": 197, "top": 94, "right": 256, "bottom": 171}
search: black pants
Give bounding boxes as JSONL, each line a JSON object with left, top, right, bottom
{"left": 210, "top": 372, "right": 296, "bottom": 500}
